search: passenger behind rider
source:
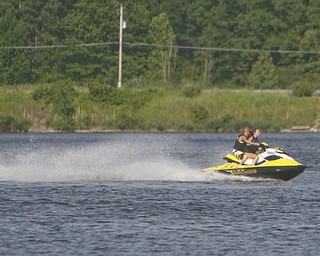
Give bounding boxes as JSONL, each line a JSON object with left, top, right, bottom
{"left": 243, "top": 128, "right": 262, "bottom": 166}
{"left": 233, "top": 127, "right": 259, "bottom": 165}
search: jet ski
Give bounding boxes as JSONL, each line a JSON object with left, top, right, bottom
{"left": 203, "top": 144, "right": 305, "bottom": 181}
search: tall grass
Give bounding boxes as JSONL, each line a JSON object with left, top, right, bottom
{"left": 0, "top": 85, "right": 318, "bottom": 132}
{"left": 137, "top": 90, "right": 319, "bottom": 132}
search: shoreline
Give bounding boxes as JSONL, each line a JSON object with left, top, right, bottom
{"left": 21, "top": 127, "right": 320, "bottom": 134}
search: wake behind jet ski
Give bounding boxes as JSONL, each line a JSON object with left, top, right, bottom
{"left": 203, "top": 144, "right": 305, "bottom": 181}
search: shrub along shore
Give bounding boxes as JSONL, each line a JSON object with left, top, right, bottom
{"left": 0, "top": 84, "right": 319, "bottom": 133}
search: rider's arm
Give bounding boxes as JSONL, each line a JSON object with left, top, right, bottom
{"left": 244, "top": 136, "right": 259, "bottom": 146}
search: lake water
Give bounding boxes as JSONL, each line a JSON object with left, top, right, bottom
{"left": 0, "top": 132, "right": 319, "bottom": 255}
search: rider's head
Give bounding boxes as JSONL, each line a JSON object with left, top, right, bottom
{"left": 253, "top": 128, "right": 261, "bottom": 137}
{"left": 244, "top": 127, "right": 251, "bottom": 136}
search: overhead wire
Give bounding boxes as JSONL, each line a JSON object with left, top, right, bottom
{"left": 125, "top": 42, "right": 320, "bottom": 55}
{"left": 0, "top": 42, "right": 320, "bottom": 55}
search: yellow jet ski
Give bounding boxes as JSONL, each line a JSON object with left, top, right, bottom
{"left": 203, "top": 146, "right": 305, "bottom": 181}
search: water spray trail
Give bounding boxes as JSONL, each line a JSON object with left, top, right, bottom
{"left": 0, "top": 134, "right": 268, "bottom": 183}
{"left": 0, "top": 141, "right": 207, "bottom": 182}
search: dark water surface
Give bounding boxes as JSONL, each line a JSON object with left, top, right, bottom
{"left": 0, "top": 133, "right": 319, "bottom": 255}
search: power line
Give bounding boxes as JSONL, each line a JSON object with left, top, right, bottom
{"left": 0, "top": 42, "right": 118, "bottom": 50}
{"left": 1, "top": 41, "right": 320, "bottom": 55}
{"left": 126, "top": 43, "right": 320, "bottom": 55}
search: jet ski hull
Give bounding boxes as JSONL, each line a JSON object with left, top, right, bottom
{"left": 203, "top": 159, "right": 305, "bottom": 181}
{"left": 204, "top": 147, "right": 305, "bottom": 181}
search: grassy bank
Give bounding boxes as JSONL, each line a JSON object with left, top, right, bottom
{"left": 0, "top": 86, "right": 319, "bottom": 132}
{"left": 137, "top": 90, "right": 319, "bottom": 132}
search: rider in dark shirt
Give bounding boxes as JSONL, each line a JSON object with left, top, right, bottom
{"left": 243, "top": 128, "right": 261, "bottom": 166}
{"left": 233, "top": 127, "right": 259, "bottom": 165}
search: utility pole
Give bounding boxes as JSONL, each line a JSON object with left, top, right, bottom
{"left": 118, "top": 4, "right": 123, "bottom": 89}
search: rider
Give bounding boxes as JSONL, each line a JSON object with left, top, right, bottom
{"left": 243, "top": 128, "right": 261, "bottom": 166}
{"left": 233, "top": 127, "right": 260, "bottom": 165}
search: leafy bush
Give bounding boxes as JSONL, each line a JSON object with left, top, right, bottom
{"left": 178, "top": 124, "right": 194, "bottom": 132}
{"left": 89, "top": 84, "right": 154, "bottom": 109}
{"left": 0, "top": 115, "right": 31, "bottom": 132}
{"left": 206, "top": 120, "right": 222, "bottom": 132}
{"left": 191, "top": 105, "right": 208, "bottom": 123}
{"left": 15, "top": 118, "right": 32, "bottom": 132}
{"left": 156, "top": 123, "right": 166, "bottom": 131}
{"left": 113, "top": 111, "right": 138, "bottom": 130}
{"left": 53, "top": 118, "right": 76, "bottom": 132}
{"left": 291, "top": 81, "right": 316, "bottom": 97}
{"left": 205, "top": 116, "right": 251, "bottom": 132}
{"left": 0, "top": 115, "right": 15, "bottom": 132}
{"left": 76, "top": 116, "right": 93, "bottom": 130}
{"left": 183, "top": 85, "right": 201, "bottom": 97}
{"left": 249, "top": 121, "right": 281, "bottom": 132}
{"left": 33, "top": 83, "right": 77, "bottom": 131}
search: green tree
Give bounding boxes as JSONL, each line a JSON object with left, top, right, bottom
{"left": 248, "top": 54, "right": 279, "bottom": 89}
{"left": 112, "top": 1, "right": 150, "bottom": 86}
{"left": 61, "top": 0, "right": 119, "bottom": 84}
{"left": 199, "top": 0, "right": 254, "bottom": 84}
{"left": 274, "top": 0, "right": 308, "bottom": 66}
{"left": 0, "top": 1, "right": 34, "bottom": 83}
{"left": 0, "top": 0, "right": 66, "bottom": 84}
{"left": 1, "top": 0, "right": 320, "bottom": 88}
{"left": 61, "top": 0, "right": 151, "bottom": 85}
{"left": 147, "top": 13, "right": 176, "bottom": 83}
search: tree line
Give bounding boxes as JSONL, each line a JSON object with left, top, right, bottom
{"left": 1, "top": 0, "right": 320, "bottom": 89}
